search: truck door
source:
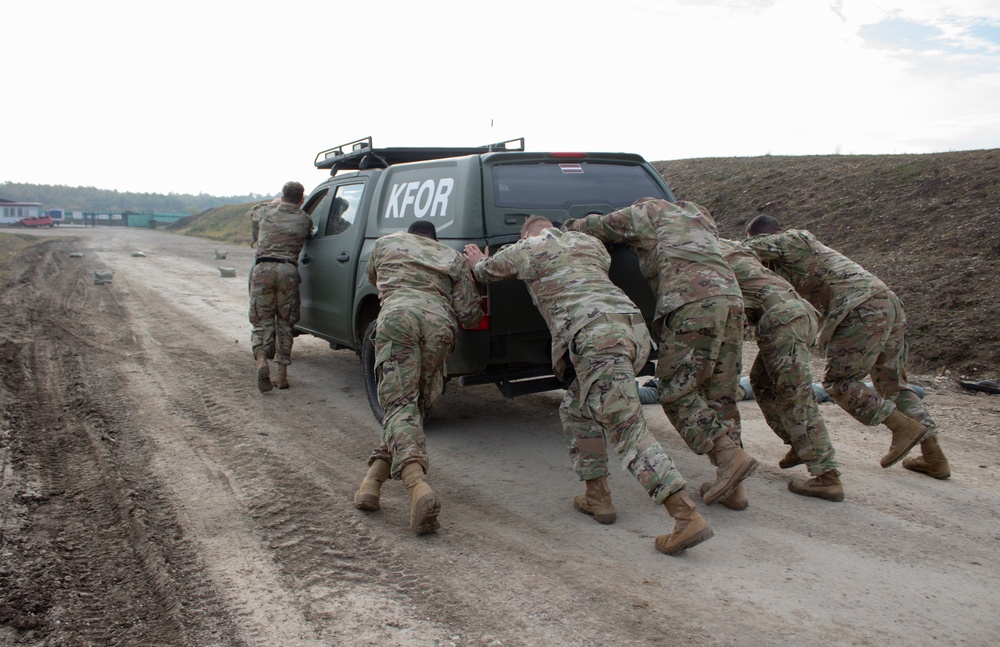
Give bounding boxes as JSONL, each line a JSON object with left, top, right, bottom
{"left": 298, "top": 182, "right": 367, "bottom": 345}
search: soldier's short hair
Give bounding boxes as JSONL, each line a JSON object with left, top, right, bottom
{"left": 282, "top": 181, "right": 305, "bottom": 204}
{"left": 407, "top": 220, "right": 438, "bottom": 241}
{"left": 746, "top": 215, "right": 783, "bottom": 237}
{"left": 520, "top": 215, "right": 552, "bottom": 238}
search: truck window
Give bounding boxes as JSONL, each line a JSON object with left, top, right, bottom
{"left": 325, "top": 183, "right": 365, "bottom": 237}
{"left": 492, "top": 162, "right": 669, "bottom": 210}
{"left": 304, "top": 189, "right": 330, "bottom": 237}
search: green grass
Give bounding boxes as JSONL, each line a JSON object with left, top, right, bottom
{"left": 891, "top": 161, "right": 921, "bottom": 182}
{"left": 169, "top": 203, "right": 257, "bottom": 246}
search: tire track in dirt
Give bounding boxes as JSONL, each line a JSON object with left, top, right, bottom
{"left": 111, "top": 265, "right": 482, "bottom": 644}
{"left": 1, "top": 240, "right": 238, "bottom": 646}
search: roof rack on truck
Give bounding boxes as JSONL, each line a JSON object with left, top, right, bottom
{"left": 314, "top": 136, "right": 525, "bottom": 173}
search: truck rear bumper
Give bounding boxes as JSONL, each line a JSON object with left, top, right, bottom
{"left": 456, "top": 361, "right": 655, "bottom": 398}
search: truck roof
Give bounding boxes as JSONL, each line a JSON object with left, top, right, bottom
{"left": 314, "top": 136, "right": 525, "bottom": 172}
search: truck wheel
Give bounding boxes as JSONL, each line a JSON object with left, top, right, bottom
{"left": 361, "top": 320, "right": 387, "bottom": 423}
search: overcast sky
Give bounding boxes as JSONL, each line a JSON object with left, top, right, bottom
{"left": 3, "top": 0, "right": 999, "bottom": 197}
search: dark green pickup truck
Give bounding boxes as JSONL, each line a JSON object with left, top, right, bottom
{"left": 294, "top": 136, "right": 674, "bottom": 420}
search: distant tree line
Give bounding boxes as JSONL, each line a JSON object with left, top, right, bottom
{"left": 0, "top": 182, "right": 265, "bottom": 214}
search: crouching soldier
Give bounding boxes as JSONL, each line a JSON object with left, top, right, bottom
{"left": 464, "top": 216, "right": 713, "bottom": 555}
{"left": 720, "top": 239, "right": 843, "bottom": 502}
{"left": 744, "top": 216, "right": 949, "bottom": 478}
{"left": 353, "top": 221, "right": 483, "bottom": 535}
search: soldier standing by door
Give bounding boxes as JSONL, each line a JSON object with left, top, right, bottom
{"left": 249, "top": 182, "right": 312, "bottom": 392}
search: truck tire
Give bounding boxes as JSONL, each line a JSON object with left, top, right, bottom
{"left": 361, "top": 320, "right": 387, "bottom": 423}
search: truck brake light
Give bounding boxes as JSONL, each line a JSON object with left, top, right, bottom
{"left": 549, "top": 152, "right": 587, "bottom": 158}
{"left": 462, "top": 296, "right": 490, "bottom": 331}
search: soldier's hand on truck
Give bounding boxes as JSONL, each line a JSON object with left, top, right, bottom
{"left": 463, "top": 244, "right": 486, "bottom": 269}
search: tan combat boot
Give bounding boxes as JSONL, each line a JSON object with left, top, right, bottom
{"left": 353, "top": 459, "right": 391, "bottom": 511}
{"left": 699, "top": 480, "right": 748, "bottom": 511}
{"left": 273, "top": 363, "right": 289, "bottom": 390}
{"left": 256, "top": 354, "right": 272, "bottom": 393}
{"left": 902, "top": 436, "right": 951, "bottom": 479}
{"left": 573, "top": 476, "right": 617, "bottom": 524}
{"left": 788, "top": 470, "right": 844, "bottom": 502}
{"left": 655, "top": 490, "right": 714, "bottom": 556}
{"left": 778, "top": 446, "right": 803, "bottom": 469}
{"left": 400, "top": 463, "right": 440, "bottom": 536}
{"left": 702, "top": 435, "right": 758, "bottom": 505}
{"left": 880, "top": 410, "right": 928, "bottom": 468}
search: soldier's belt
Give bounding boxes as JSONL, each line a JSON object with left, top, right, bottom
{"left": 255, "top": 256, "right": 298, "bottom": 267}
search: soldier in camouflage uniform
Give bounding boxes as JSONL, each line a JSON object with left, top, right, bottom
{"left": 719, "top": 239, "right": 843, "bottom": 502}
{"left": 463, "top": 216, "right": 713, "bottom": 556}
{"left": 249, "top": 183, "right": 312, "bottom": 393}
{"left": 565, "top": 199, "right": 759, "bottom": 509}
{"left": 353, "top": 221, "right": 482, "bottom": 536}
{"left": 744, "top": 216, "right": 949, "bottom": 478}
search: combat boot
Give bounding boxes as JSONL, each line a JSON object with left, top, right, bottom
{"left": 788, "top": 470, "right": 844, "bottom": 502}
{"left": 703, "top": 434, "right": 758, "bottom": 505}
{"left": 400, "top": 463, "right": 440, "bottom": 536}
{"left": 699, "top": 480, "right": 748, "bottom": 511}
{"left": 256, "top": 354, "right": 272, "bottom": 393}
{"left": 655, "top": 490, "right": 714, "bottom": 556}
{"left": 778, "top": 446, "right": 803, "bottom": 469}
{"left": 880, "top": 410, "right": 928, "bottom": 468}
{"left": 353, "top": 459, "right": 391, "bottom": 511}
{"left": 902, "top": 436, "right": 951, "bottom": 479}
{"left": 573, "top": 476, "right": 617, "bottom": 524}
{"left": 273, "top": 363, "right": 289, "bottom": 390}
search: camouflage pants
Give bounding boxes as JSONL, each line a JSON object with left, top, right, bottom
{"left": 655, "top": 296, "right": 745, "bottom": 456}
{"left": 823, "top": 291, "right": 937, "bottom": 436}
{"left": 369, "top": 306, "right": 456, "bottom": 479}
{"left": 750, "top": 302, "right": 838, "bottom": 475}
{"left": 248, "top": 262, "right": 300, "bottom": 364}
{"left": 560, "top": 317, "right": 686, "bottom": 504}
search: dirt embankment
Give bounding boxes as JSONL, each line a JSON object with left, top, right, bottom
{"left": 655, "top": 150, "right": 1000, "bottom": 377}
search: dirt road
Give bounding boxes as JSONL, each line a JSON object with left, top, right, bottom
{"left": 1, "top": 227, "right": 998, "bottom": 646}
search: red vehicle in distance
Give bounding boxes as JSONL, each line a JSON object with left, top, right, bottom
{"left": 15, "top": 215, "right": 55, "bottom": 228}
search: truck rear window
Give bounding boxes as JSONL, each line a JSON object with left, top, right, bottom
{"left": 492, "top": 161, "right": 670, "bottom": 210}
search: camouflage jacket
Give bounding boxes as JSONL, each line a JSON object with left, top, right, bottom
{"left": 253, "top": 203, "right": 313, "bottom": 261}
{"left": 719, "top": 238, "right": 819, "bottom": 328}
{"left": 565, "top": 198, "right": 740, "bottom": 334}
{"left": 249, "top": 200, "right": 276, "bottom": 247}
{"left": 367, "top": 231, "right": 482, "bottom": 329}
{"left": 470, "top": 227, "right": 641, "bottom": 380}
{"left": 743, "top": 229, "right": 889, "bottom": 348}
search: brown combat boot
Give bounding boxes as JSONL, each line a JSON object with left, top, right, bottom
{"left": 902, "top": 436, "right": 951, "bottom": 479}
{"left": 256, "top": 354, "right": 272, "bottom": 393}
{"left": 273, "top": 363, "right": 289, "bottom": 389}
{"left": 655, "top": 490, "right": 714, "bottom": 556}
{"left": 778, "top": 446, "right": 803, "bottom": 469}
{"left": 573, "top": 476, "right": 617, "bottom": 524}
{"left": 401, "top": 463, "right": 440, "bottom": 536}
{"left": 880, "top": 410, "right": 928, "bottom": 468}
{"left": 699, "top": 480, "right": 748, "bottom": 511}
{"left": 353, "top": 459, "right": 391, "bottom": 511}
{"left": 788, "top": 470, "right": 844, "bottom": 502}
{"left": 703, "top": 435, "right": 758, "bottom": 505}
